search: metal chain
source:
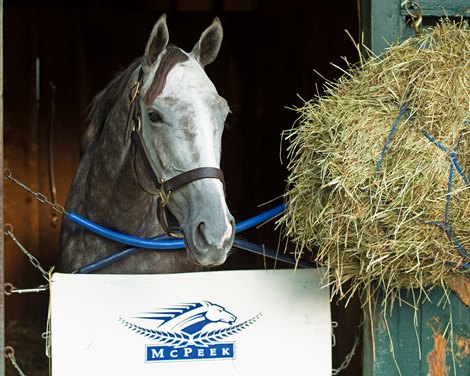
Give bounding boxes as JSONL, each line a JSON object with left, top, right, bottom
{"left": 331, "top": 321, "right": 338, "bottom": 347}
{"left": 3, "top": 169, "right": 52, "bottom": 373}
{"left": 4, "top": 282, "right": 49, "bottom": 295}
{"left": 42, "top": 330, "right": 52, "bottom": 359}
{"left": 4, "top": 223, "right": 50, "bottom": 281}
{"left": 331, "top": 328, "right": 361, "bottom": 375}
{"left": 5, "top": 346, "right": 28, "bottom": 376}
{"left": 4, "top": 168, "right": 67, "bottom": 215}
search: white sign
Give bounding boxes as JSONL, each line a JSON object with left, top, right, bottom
{"left": 50, "top": 269, "right": 331, "bottom": 375}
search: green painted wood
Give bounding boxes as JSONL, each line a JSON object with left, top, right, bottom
{"left": 364, "top": 289, "right": 470, "bottom": 375}
{"left": 399, "top": 0, "right": 470, "bottom": 17}
{"left": 363, "top": 291, "right": 422, "bottom": 376}
{"left": 367, "top": 0, "right": 403, "bottom": 55}
{"left": 366, "top": 0, "right": 469, "bottom": 55}
{"left": 366, "top": 0, "right": 416, "bottom": 55}
{"left": 421, "top": 289, "right": 470, "bottom": 375}
{"left": 361, "top": 1, "right": 470, "bottom": 375}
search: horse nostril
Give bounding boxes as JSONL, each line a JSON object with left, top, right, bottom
{"left": 230, "top": 217, "right": 236, "bottom": 234}
{"left": 194, "top": 218, "right": 234, "bottom": 250}
{"left": 196, "top": 222, "right": 207, "bottom": 242}
{"left": 190, "top": 216, "right": 233, "bottom": 266}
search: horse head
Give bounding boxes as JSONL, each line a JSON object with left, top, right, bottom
{"left": 202, "top": 301, "right": 237, "bottom": 325}
{"left": 133, "top": 15, "right": 235, "bottom": 266}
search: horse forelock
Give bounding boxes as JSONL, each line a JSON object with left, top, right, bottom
{"left": 143, "top": 45, "right": 189, "bottom": 106}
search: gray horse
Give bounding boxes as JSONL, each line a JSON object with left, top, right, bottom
{"left": 59, "top": 15, "right": 235, "bottom": 273}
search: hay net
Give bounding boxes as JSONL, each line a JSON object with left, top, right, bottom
{"left": 280, "top": 20, "right": 470, "bottom": 301}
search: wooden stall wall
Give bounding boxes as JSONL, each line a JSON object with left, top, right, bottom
{"left": 4, "top": 1, "right": 360, "bottom": 374}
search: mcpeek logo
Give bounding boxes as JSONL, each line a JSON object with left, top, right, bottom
{"left": 119, "top": 301, "right": 261, "bottom": 362}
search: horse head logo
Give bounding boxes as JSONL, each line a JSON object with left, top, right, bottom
{"left": 155, "top": 301, "right": 237, "bottom": 334}
{"left": 120, "top": 301, "right": 261, "bottom": 348}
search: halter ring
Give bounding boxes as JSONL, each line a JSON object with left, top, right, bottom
{"left": 135, "top": 116, "right": 142, "bottom": 133}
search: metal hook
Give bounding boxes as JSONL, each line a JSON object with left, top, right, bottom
{"left": 4, "top": 282, "right": 49, "bottom": 295}
{"left": 411, "top": 13, "right": 422, "bottom": 37}
{"left": 3, "top": 168, "right": 12, "bottom": 179}
{"left": 4, "top": 223, "right": 13, "bottom": 236}
{"left": 404, "top": 1, "right": 422, "bottom": 37}
{"left": 4, "top": 346, "right": 15, "bottom": 359}
{"left": 4, "top": 283, "right": 14, "bottom": 295}
{"left": 5, "top": 346, "right": 27, "bottom": 376}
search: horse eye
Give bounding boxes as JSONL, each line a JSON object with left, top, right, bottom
{"left": 148, "top": 111, "right": 163, "bottom": 123}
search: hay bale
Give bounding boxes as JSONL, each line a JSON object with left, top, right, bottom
{"left": 280, "top": 20, "right": 470, "bottom": 300}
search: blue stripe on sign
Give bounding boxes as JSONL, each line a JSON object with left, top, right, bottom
{"left": 146, "top": 343, "right": 235, "bottom": 362}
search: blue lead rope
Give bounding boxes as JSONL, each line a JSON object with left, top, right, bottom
{"left": 68, "top": 203, "right": 314, "bottom": 273}
{"left": 67, "top": 203, "right": 286, "bottom": 249}
{"left": 77, "top": 237, "right": 313, "bottom": 274}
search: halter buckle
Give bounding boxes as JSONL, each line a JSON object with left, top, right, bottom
{"left": 125, "top": 77, "right": 143, "bottom": 142}
{"left": 129, "top": 81, "right": 141, "bottom": 104}
{"left": 158, "top": 181, "right": 172, "bottom": 207}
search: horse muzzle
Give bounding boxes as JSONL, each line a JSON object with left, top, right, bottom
{"left": 184, "top": 214, "right": 235, "bottom": 266}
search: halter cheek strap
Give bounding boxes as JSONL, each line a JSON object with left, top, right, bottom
{"left": 128, "top": 67, "right": 226, "bottom": 236}
{"left": 125, "top": 68, "right": 145, "bottom": 143}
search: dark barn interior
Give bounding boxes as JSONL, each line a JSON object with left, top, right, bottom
{"left": 4, "top": 0, "right": 361, "bottom": 374}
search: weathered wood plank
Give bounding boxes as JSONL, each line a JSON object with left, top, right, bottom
{"left": 362, "top": 2, "right": 470, "bottom": 375}
{"left": 364, "top": 289, "right": 470, "bottom": 375}
{"left": 399, "top": 0, "right": 470, "bottom": 17}
{"left": 364, "top": 291, "right": 422, "bottom": 376}
{"left": 446, "top": 276, "right": 470, "bottom": 310}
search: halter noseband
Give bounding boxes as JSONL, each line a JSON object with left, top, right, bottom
{"left": 126, "top": 67, "right": 225, "bottom": 237}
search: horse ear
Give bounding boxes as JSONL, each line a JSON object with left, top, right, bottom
{"left": 191, "top": 17, "right": 223, "bottom": 67}
{"left": 143, "top": 14, "right": 169, "bottom": 69}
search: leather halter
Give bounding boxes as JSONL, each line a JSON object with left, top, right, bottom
{"left": 126, "top": 67, "right": 225, "bottom": 236}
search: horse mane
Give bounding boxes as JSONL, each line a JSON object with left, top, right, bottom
{"left": 82, "top": 59, "right": 141, "bottom": 149}
{"left": 82, "top": 46, "right": 189, "bottom": 150}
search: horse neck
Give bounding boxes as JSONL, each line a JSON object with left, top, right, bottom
{"left": 84, "top": 95, "right": 163, "bottom": 238}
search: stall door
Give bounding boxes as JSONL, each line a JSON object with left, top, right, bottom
{"left": 361, "top": 1, "right": 470, "bottom": 375}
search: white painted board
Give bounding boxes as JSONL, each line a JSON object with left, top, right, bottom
{"left": 50, "top": 269, "right": 331, "bottom": 375}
